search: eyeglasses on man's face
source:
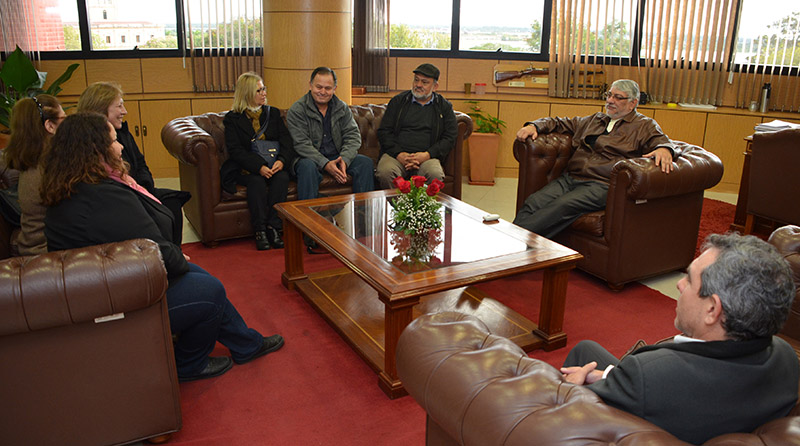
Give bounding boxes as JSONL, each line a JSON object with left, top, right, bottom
{"left": 604, "top": 91, "right": 630, "bottom": 101}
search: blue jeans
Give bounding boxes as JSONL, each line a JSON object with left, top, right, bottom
{"left": 295, "top": 154, "right": 375, "bottom": 201}
{"left": 167, "top": 263, "right": 263, "bottom": 376}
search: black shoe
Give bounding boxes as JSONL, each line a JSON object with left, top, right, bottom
{"left": 255, "top": 231, "right": 271, "bottom": 250}
{"left": 234, "top": 334, "right": 285, "bottom": 365}
{"left": 178, "top": 356, "right": 233, "bottom": 382}
{"left": 266, "top": 226, "right": 284, "bottom": 249}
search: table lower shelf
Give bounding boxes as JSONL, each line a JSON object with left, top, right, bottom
{"left": 293, "top": 267, "right": 565, "bottom": 397}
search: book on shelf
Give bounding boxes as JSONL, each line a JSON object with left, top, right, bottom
{"left": 754, "top": 119, "right": 800, "bottom": 133}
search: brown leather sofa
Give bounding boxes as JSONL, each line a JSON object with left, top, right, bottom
{"left": 161, "top": 104, "right": 473, "bottom": 247}
{"left": 514, "top": 134, "right": 724, "bottom": 289}
{"left": 397, "top": 310, "right": 800, "bottom": 446}
{"left": 0, "top": 238, "right": 182, "bottom": 446}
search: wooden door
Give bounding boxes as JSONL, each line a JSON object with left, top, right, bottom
{"left": 139, "top": 99, "right": 191, "bottom": 178}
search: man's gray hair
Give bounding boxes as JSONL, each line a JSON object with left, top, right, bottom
{"left": 699, "top": 233, "right": 795, "bottom": 340}
{"left": 611, "top": 79, "right": 640, "bottom": 105}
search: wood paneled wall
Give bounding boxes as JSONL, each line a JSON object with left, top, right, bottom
{"left": 35, "top": 55, "right": 800, "bottom": 189}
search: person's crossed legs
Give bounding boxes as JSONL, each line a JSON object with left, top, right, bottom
{"left": 513, "top": 173, "right": 608, "bottom": 239}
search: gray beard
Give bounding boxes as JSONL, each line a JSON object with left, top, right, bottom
{"left": 412, "top": 90, "right": 433, "bottom": 102}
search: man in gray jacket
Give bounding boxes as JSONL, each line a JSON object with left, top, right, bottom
{"left": 287, "top": 67, "right": 374, "bottom": 203}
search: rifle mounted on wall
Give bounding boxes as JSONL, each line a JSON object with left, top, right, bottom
{"left": 494, "top": 67, "right": 549, "bottom": 83}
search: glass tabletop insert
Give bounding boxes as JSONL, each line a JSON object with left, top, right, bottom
{"left": 309, "top": 195, "right": 528, "bottom": 274}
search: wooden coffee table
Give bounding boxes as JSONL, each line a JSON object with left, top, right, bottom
{"left": 276, "top": 190, "right": 582, "bottom": 398}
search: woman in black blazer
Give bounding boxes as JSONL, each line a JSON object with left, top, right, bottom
{"left": 77, "top": 82, "right": 191, "bottom": 244}
{"left": 42, "top": 112, "right": 285, "bottom": 382}
{"left": 222, "top": 72, "right": 296, "bottom": 250}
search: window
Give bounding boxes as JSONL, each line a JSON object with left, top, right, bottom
{"left": 389, "top": 0, "right": 549, "bottom": 58}
{"left": 458, "top": 0, "right": 545, "bottom": 53}
{"left": 0, "top": 0, "right": 83, "bottom": 51}
{"left": 184, "top": 0, "right": 263, "bottom": 50}
{"left": 734, "top": 1, "right": 800, "bottom": 69}
{"left": 87, "top": 0, "right": 178, "bottom": 50}
{"left": 389, "top": 0, "right": 452, "bottom": 50}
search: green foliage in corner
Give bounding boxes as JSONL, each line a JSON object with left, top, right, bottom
{"left": 0, "top": 46, "right": 80, "bottom": 128}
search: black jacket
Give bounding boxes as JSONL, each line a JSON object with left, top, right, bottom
{"left": 377, "top": 91, "right": 458, "bottom": 161}
{"left": 221, "top": 105, "right": 296, "bottom": 193}
{"left": 117, "top": 121, "right": 155, "bottom": 192}
{"left": 588, "top": 336, "right": 798, "bottom": 444}
{"left": 45, "top": 180, "right": 189, "bottom": 280}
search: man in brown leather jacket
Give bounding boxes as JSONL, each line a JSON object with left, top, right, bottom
{"left": 513, "top": 79, "right": 675, "bottom": 238}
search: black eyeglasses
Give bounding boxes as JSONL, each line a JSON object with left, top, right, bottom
{"left": 604, "top": 91, "right": 630, "bottom": 101}
{"left": 33, "top": 97, "right": 45, "bottom": 124}
{"left": 256, "top": 87, "right": 266, "bottom": 93}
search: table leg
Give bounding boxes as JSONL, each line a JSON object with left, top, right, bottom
{"left": 535, "top": 263, "right": 572, "bottom": 351}
{"left": 281, "top": 221, "right": 307, "bottom": 290}
{"left": 378, "top": 294, "right": 418, "bottom": 399}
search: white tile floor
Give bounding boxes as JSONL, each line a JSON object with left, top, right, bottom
{"left": 156, "top": 176, "right": 738, "bottom": 300}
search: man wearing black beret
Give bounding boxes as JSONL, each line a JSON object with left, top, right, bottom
{"left": 376, "top": 63, "right": 457, "bottom": 189}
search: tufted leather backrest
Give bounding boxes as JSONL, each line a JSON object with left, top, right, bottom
{"left": 770, "top": 226, "right": 800, "bottom": 341}
{"left": 349, "top": 104, "right": 385, "bottom": 162}
{"left": 0, "top": 238, "right": 168, "bottom": 336}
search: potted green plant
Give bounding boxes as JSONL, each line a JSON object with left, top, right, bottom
{"left": 465, "top": 100, "right": 506, "bottom": 185}
{"left": 1, "top": 46, "right": 79, "bottom": 135}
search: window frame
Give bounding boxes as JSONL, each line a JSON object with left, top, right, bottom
{"left": 1, "top": 0, "right": 263, "bottom": 61}
{"left": 389, "top": 0, "right": 553, "bottom": 61}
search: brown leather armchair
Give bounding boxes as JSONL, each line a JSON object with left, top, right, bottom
{"left": 0, "top": 239, "right": 182, "bottom": 446}
{"left": 397, "top": 310, "right": 800, "bottom": 446}
{"left": 161, "top": 104, "right": 473, "bottom": 247}
{"left": 745, "top": 129, "right": 800, "bottom": 234}
{"left": 514, "top": 134, "right": 724, "bottom": 289}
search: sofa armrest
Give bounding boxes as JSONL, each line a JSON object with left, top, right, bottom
{"left": 609, "top": 142, "right": 724, "bottom": 201}
{"left": 397, "top": 312, "right": 686, "bottom": 446}
{"left": 0, "top": 239, "right": 168, "bottom": 336}
{"left": 161, "top": 116, "right": 219, "bottom": 167}
{"left": 513, "top": 133, "right": 574, "bottom": 212}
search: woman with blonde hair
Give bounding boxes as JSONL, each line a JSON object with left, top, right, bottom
{"left": 222, "top": 71, "right": 296, "bottom": 250}
{"left": 77, "top": 81, "right": 190, "bottom": 244}
{"left": 2, "top": 94, "right": 66, "bottom": 255}
{"left": 42, "top": 112, "right": 284, "bottom": 382}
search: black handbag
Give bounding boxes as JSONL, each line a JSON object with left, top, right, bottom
{"left": 251, "top": 106, "right": 280, "bottom": 169}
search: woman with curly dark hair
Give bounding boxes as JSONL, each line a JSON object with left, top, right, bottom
{"left": 77, "top": 81, "right": 190, "bottom": 244}
{"left": 2, "top": 94, "right": 66, "bottom": 255}
{"left": 42, "top": 112, "right": 284, "bottom": 382}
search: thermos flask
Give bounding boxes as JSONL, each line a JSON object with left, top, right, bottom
{"left": 760, "top": 83, "right": 771, "bottom": 113}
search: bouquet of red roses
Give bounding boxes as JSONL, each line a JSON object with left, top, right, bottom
{"left": 390, "top": 176, "right": 444, "bottom": 235}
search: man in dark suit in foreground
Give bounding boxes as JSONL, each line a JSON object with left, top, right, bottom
{"left": 561, "top": 232, "right": 798, "bottom": 444}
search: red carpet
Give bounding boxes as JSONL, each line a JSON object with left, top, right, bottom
{"left": 696, "top": 197, "right": 737, "bottom": 257}
{"left": 170, "top": 198, "right": 735, "bottom": 445}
